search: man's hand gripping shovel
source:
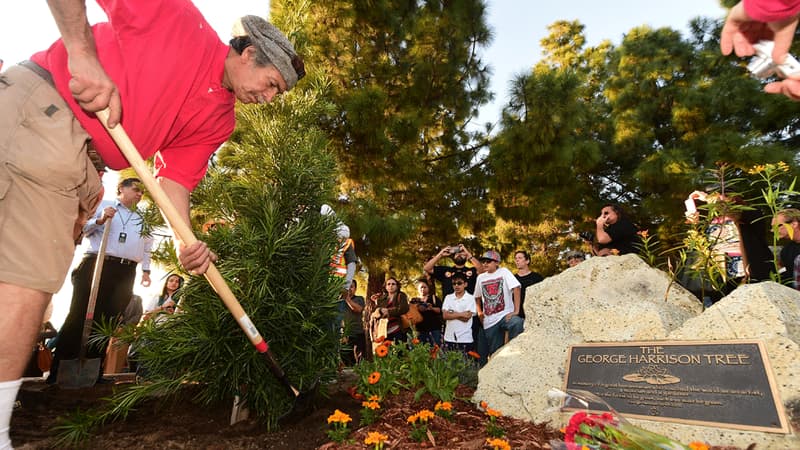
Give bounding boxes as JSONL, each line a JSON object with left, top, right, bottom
{"left": 96, "top": 109, "right": 317, "bottom": 419}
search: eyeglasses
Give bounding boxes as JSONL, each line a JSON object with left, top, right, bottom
{"left": 452, "top": 281, "right": 465, "bottom": 286}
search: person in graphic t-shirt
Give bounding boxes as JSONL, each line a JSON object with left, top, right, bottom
{"left": 473, "top": 250, "right": 522, "bottom": 366}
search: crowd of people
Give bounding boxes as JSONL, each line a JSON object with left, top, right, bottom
{"left": 341, "top": 244, "right": 563, "bottom": 367}
{"left": 2, "top": 0, "right": 800, "bottom": 447}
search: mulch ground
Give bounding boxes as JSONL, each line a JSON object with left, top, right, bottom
{"left": 10, "top": 373, "right": 761, "bottom": 449}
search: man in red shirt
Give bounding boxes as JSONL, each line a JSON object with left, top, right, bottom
{"left": 0, "top": 1, "right": 304, "bottom": 445}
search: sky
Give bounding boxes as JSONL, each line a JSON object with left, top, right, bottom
{"left": 0, "top": 0, "right": 728, "bottom": 327}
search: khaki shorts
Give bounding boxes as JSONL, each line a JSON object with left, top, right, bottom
{"left": 0, "top": 66, "right": 102, "bottom": 293}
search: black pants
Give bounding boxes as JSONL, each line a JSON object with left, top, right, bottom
{"left": 52, "top": 255, "right": 137, "bottom": 369}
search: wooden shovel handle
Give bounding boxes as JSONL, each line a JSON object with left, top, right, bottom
{"left": 78, "top": 221, "right": 112, "bottom": 360}
{"left": 95, "top": 109, "right": 269, "bottom": 354}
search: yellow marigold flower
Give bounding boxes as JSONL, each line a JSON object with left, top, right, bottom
{"left": 485, "top": 407, "right": 502, "bottom": 418}
{"left": 364, "top": 431, "right": 388, "bottom": 445}
{"left": 434, "top": 401, "right": 452, "bottom": 411}
{"left": 368, "top": 395, "right": 381, "bottom": 402}
{"left": 417, "top": 409, "right": 435, "bottom": 422}
{"left": 326, "top": 409, "right": 352, "bottom": 425}
{"left": 407, "top": 413, "right": 419, "bottom": 424}
{"left": 485, "top": 437, "right": 511, "bottom": 450}
{"left": 361, "top": 400, "right": 380, "bottom": 410}
{"left": 688, "top": 442, "right": 710, "bottom": 450}
{"left": 368, "top": 371, "right": 381, "bottom": 384}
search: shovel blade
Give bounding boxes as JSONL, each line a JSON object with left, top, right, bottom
{"left": 56, "top": 358, "right": 101, "bottom": 389}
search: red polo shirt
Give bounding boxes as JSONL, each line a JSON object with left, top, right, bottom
{"left": 743, "top": 0, "right": 800, "bottom": 22}
{"left": 31, "top": 0, "right": 236, "bottom": 190}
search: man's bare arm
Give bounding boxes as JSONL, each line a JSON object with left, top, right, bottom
{"left": 46, "top": 0, "right": 122, "bottom": 125}
{"left": 158, "top": 177, "right": 215, "bottom": 274}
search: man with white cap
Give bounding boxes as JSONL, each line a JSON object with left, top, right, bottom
{"left": 0, "top": 1, "right": 304, "bottom": 446}
{"left": 473, "top": 250, "right": 522, "bottom": 366}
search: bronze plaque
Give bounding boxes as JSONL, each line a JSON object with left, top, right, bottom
{"left": 564, "top": 340, "right": 789, "bottom": 433}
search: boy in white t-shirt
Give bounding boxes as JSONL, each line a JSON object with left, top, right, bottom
{"left": 442, "top": 272, "right": 477, "bottom": 354}
{"left": 474, "top": 250, "right": 522, "bottom": 366}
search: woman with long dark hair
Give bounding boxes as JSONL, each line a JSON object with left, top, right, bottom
{"left": 368, "top": 277, "right": 410, "bottom": 344}
{"left": 144, "top": 273, "right": 184, "bottom": 313}
{"left": 412, "top": 278, "right": 443, "bottom": 346}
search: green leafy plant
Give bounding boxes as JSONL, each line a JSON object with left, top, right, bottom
{"left": 434, "top": 400, "right": 454, "bottom": 421}
{"left": 326, "top": 409, "right": 352, "bottom": 443}
{"left": 353, "top": 340, "right": 471, "bottom": 402}
{"left": 407, "top": 409, "right": 435, "bottom": 443}
{"left": 748, "top": 161, "right": 800, "bottom": 281}
{"left": 483, "top": 405, "right": 506, "bottom": 438}
{"left": 360, "top": 396, "right": 382, "bottom": 426}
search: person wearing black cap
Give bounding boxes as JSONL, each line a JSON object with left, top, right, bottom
{"left": 473, "top": 250, "right": 522, "bottom": 366}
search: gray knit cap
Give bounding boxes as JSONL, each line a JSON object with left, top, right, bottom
{"left": 232, "top": 16, "right": 303, "bottom": 89}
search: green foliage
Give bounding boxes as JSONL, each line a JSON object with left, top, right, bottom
{"left": 127, "top": 90, "right": 343, "bottom": 427}
{"left": 58, "top": 80, "right": 345, "bottom": 442}
{"left": 298, "top": 0, "right": 495, "bottom": 282}
{"left": 353, "top": 340, "right": 471, "bottom": 403}
{"left": 488, "top": 15, "right": 800, "bottom": 275}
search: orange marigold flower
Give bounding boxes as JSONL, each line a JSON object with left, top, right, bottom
{"left": 368, "top": 371, "right": 381, "bottom": 385}
{"left": 362, "top": 400, "right": 381, "bottom": 410}
{"left": 434, "top": 401, "right": 452, "bottom": 411}
{"left": 368, "top": 395, "right": 381, "bottom": 402}
{"left": 485, "top": 407, "right": 502, "bottom": 418}
{"left": 467, "top": 350, "right": 481, "bottom": 360}
{"left": 364, "top": 431, "right": 388, "bottom": 446}
{"left": 411, "top": 338, "right": 420, "bottom": 345}
{"left": 688, "top": 442, "right": 710, "bottom": 450}
{"left": 373, "top": 335, "right": 385, "bottom": 343}
{"left": 383, "top": 340, "right": 393, "bottom": 347}
{"left": 485, "top": 437, "right": 511, "bottom": 450}
{"left": 375, "top": 345, "right": 389, "bottom": 357}
{"left": 479, "top": 400, "right": 488, "bottom": 409}
{"left": 327, "top": 409, "right": 352, "bottom": 425}
{"left": 417, "top": 409, "right": 435, "bottom": 422}
{"left": 407, "top": 413, "right": 419, "bottom": 424}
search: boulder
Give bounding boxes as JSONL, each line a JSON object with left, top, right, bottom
{"left": 473, "top": 255, "right": 800, "bottom": 448}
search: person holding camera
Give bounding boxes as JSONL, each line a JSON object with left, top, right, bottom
{"left": 721, "top": 0, "right": 800, "bottom": 100}
{"left": 423, "top": 244, "right": 484, "bottom": 297}
{"left": 411, "top": 278, "right": 443, "bottom": 346}
{"left": 424, "top": 244, "right": 485, "bottom": 348}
